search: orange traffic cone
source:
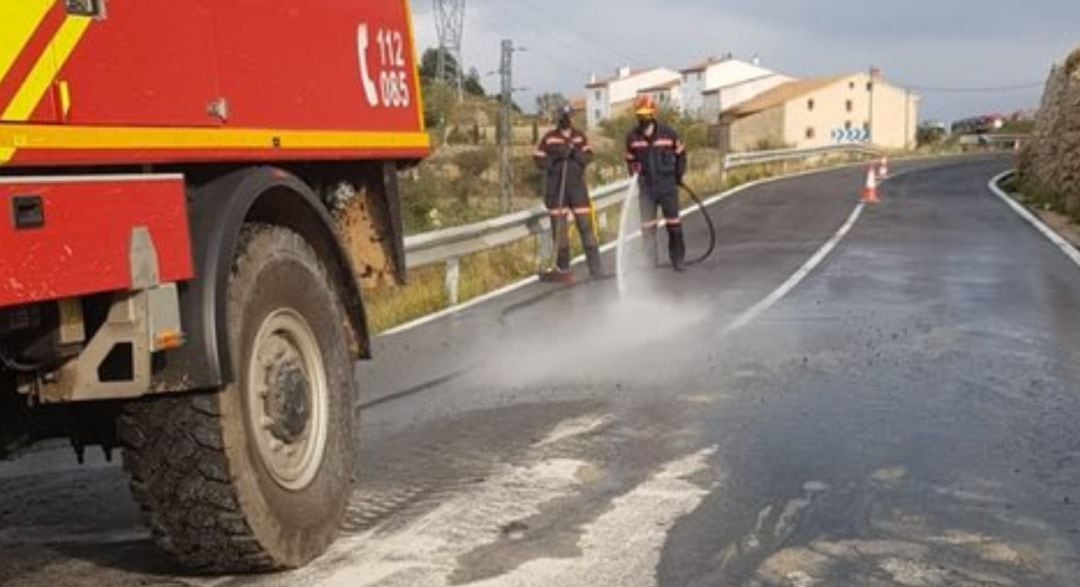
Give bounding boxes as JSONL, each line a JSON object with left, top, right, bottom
{"left": 861, "top": 165, "right": 880, "bottom": 204}
{"left": 877, "top": 156, "right": 889, "bottom": 179}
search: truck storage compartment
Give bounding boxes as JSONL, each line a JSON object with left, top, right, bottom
{"left": 0, "top": 174, "right": 193, "bottom": 308}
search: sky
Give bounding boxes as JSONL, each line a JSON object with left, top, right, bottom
{"left": 411, "top": 0, "right": 1080, "bottom": 122}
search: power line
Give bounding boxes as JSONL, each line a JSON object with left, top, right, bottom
{"left": 473, "top": 3, "right": 602, "bottom": 77}
{"left": 901, "top": 81, "right": 1044, "bottom": 93}
{"left": 477, "top": 0, "right": 653, "bottom": 79}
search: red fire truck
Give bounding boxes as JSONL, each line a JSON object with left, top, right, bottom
{"left": 0, "top": 0, "right": 429, "bottom": 571}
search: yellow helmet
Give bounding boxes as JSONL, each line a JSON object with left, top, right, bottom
{"left": 634, "top": 95, "right": 657, "bottom": 117}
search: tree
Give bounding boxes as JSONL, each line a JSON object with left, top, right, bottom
{"left": 535, "top": 93, "right": 569, "bottom": 119}
{"left": 421, "top": 81, "right": 455, "bottom": 129}
{"left": 463, "top": 67, "right": 486, "bottom": 98}
{"left": 419, "top": 48, "right": 485, "bottom": 97}
{"left": 419, "top": 48, "right": 459, "bottom": 85}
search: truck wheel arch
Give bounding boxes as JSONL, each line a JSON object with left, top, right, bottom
{"left": 154, "top": 166, "right": 369, "bottom": 393}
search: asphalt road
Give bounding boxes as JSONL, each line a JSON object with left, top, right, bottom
{"left": 2, "top": 154, "right": 1079, "bottom": 586}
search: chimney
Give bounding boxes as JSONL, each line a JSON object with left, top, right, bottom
{"left": 590, "top": 73, "right": 597, "bottom": 84}
{"left": 752, "top": 54, "right": 761, "bottom": 66}
{"left": 617, "top": 65, "right": 631, "bottom": 79}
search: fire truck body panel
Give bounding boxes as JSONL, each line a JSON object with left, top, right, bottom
{"left": 0, "top": 0, "right": 429, "bottom": 167}
{"left": 1, "top": 0, "right": 431, "bottom": 570}
{"left": 0, "top": 175, "right": 193, "bottom": 308}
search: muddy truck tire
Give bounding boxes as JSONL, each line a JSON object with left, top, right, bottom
{"left": 119, "top": 224, "right": 356, "bottom": 572}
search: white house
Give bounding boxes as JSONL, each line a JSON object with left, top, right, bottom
{"left": 679, "top": 56, "right": 792, "bottom": 120}
{"left": 585, "top": 66, "right": 680, "bottom": 129}
{"left": 636, "top": 79, "right": 682, "bottom": 113}
{"left": 702, "top": 73, "right": 792, "bottom": 121}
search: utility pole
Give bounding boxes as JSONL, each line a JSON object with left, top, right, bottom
{"left": 498, "top": 39, "right": 515, "bottom": 212}
{"left": 864, "top": 65, "right": 872, "bottom": 144}
{"left": 904, "top": 87, "right": 911, "bottom": 150}
{"left": 433, "top": 0, "right": 466, "bottom": 100}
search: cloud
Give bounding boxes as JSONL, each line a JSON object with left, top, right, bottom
{"left": 413, "top": 0, "right": 1079, "bottom": 120}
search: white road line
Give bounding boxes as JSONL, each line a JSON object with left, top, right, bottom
{"left": 381, "top": 164, "right": 870, "bottom": 338}
{"left": 988, "top": 171, "right": 1080, "bottom": 269}
{"left": 724, "top": 203, "right": 866, "bottom": 333}
{"left": 380, "top": 274, "right": 541, "bottom": 336}
{"left": 381, "top": 154, "right": 986, "bottom": 338}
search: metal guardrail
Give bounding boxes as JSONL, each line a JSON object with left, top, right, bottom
{"left": 403, "top": 144, "right": 881, "bottom": 304}
{"left": 957, "top": 133, "right": 1029, "bottom": 147}
{"left": 403, "top": 178, "right": 631, "bottom": 304}
{"left": 723, "top": 144, "right": 881, "bottom": 169}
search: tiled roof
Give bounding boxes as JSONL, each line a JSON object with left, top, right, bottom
{"left": 725, "top": 76, "right": 845, "bottom": 116}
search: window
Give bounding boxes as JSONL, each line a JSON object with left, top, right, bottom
{"left": 594, "top": 90, "right": 601, "bottom": 101}
{"left": 595, "top": 109, "right": 602, "bottom": 121}
{"left": 845, "top": 121, "right": 852, "bottom": 130}
{"left": 866, "top": 82, "right": 873, "bottom": 92}
{"left": 849, "top": 81, "right": 855, "bottom": 90}
{"left": 807, "top": 98, "right": 815, "bottom": 111}
{"left": 846, "top": 100, "right": 854, "bottom": 113}
{"left": 863, "top": 122, "right": 871, "bottom": 132}
{"left": 805, "top": 127, "right": 816, "bottom": 139}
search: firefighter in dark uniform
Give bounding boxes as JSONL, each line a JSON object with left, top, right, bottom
{"left": 533, "top": 105, "right": 605, "bottom": 278}
{"left": 625, "top": 95, "right": 688, "bottom": 271}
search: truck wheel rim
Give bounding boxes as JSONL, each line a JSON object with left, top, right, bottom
{"left": 246, "top": 308, "right": 329, "bottom": 491}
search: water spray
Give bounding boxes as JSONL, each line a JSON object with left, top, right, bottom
{"left": 615, "top": 178, "right": 718, "bottom": 296}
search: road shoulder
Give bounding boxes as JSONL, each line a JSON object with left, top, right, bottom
{"left": 990, "top": 171, "right": 1080, "bottom": 267}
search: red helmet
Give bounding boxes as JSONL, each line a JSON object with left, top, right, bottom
{"left": 634, "top": 95, "right": 657, "bottom": 117}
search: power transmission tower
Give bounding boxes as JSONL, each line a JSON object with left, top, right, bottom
{"left": 498, "top": 39, "right": 515, "bottom": 212}
{"left": 433, "top": 0, "right": 466, "bottom": 99}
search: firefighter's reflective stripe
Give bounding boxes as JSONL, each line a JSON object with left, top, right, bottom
{"left": 572, "top": 207, "right": 591, "bottom": 215}
{"left": 642, "top": 217, "right": 681, "bottom": 228}
{"left": 544, "top": 136, "right": 567, "bottom": 145}
{"left": 533, "top": 149, "right": 547, "bottom": 158}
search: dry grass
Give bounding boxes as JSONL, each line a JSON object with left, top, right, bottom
{"left": 366, "top": 152, "right": 884, "bottom": 333}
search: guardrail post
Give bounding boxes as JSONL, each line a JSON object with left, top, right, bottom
{"left": 444, "top": 256, "right": 461, "bottom": 306}
{"left": 536, "top": 214, "right": 554, "bottom": 269}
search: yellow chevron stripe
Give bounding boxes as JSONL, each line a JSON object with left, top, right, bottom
{"left": 402, "top": 0, "right": 427, "bottom": 132}
{"left": 0, "top": 123, "right": 430, "bottom": 153}
{"left": 2, "top": 14, "right": 91, "bottom": 122}
{"left": 0, "top": 0, "right": 54, "bottom": 89}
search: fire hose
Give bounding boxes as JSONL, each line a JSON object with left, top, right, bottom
{"left": 679, "top": 181, "right": 717, "bottom": 267}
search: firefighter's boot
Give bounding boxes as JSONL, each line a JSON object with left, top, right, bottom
{"left": 556, "top": 246, "right": 572, "bottom": 273}
{"left": 576, "top": 214, "right": 607, "bottom": 278}
{"left": 669, "top": 225, "right": 687, "bottom": 272}
{"left": 585, "top": 246, "right": 608, "bottom": 278}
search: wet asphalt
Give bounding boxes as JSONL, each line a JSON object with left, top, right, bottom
{"left": 1, "top": 154, "right": 1078, "bottom": 586}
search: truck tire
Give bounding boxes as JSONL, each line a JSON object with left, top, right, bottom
{"left": 119, "top": 223, "right": 356, "bottom": 572}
